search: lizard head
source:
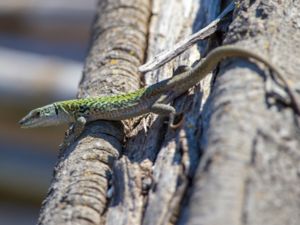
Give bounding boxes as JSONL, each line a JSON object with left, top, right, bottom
{"left": 19, "top": 104, "right": 63, "bottom": 128}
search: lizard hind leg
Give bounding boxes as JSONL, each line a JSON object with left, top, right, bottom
{"left": 150, "top": 103, "right": 184, "bottom": 129}
{"left": 147, "top": 65, "right": 191, "bottom": 128}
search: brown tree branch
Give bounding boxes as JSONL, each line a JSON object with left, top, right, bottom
{"left": 183, "top": 1, "right": 300, "bottom": 225}
{"left": 105, "top": 1, "right": 222, "bottom": 225}
{"left": 37, "top": 0, "right": 300, "bottom": 225}
{"left": 37, "top": 0, "right": 151, "bottom": 224}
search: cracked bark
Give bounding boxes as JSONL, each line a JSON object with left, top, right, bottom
{"left": 183, "top": 1, "right": 300, "bottom": 225}
{"left": 37, "top": 0, "right": 300, "bottom": 225}
{"left": 37, "top": 0, "right": 151, "bottom": 224}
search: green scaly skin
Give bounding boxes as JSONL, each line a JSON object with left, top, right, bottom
{"left": 19, "top": 45, "right": 300, "bottom": 145}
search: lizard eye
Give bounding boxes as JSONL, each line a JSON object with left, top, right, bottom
{"left": 35, "top": 111, "right": 41, "bottom": 117}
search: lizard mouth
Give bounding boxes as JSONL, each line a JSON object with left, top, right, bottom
{"left": 19, "top": 115, "right": 32, "bottom": 128}
{"left": 19, "top": 110, "right": 39, "bottom": 128}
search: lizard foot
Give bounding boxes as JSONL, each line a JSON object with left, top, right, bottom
{"left": 59, "top": 116, "right": 86, "bottom": 150}
{"left": 169, "top": 114, "right": 184, "bottom": 129}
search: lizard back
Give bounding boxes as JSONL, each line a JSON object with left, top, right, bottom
{"left": 55, "top": 87, "right": 158, "bottom": 121}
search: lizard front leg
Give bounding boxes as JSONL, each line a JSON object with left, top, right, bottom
{"left": 61, "top": 116, "right": 86, "bottom": 149}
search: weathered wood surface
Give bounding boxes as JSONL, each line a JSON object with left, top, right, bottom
{"left": 37, "top": 0, "right": 151, "bottom": 224}
{"left": 183, "top": 1, "right": 300, "bottom": 225}
{"left": 37, "top": 0, "right": 300, "bottom": 225}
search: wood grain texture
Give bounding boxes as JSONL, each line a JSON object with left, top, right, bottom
{"left": 184, "top": 1, "right": 300, "bottom": 225}
{"left": 37, "top": 0, "right": 300, "bottom": 225}
{"left": 37, "top": 0, "right": 151, "bottom": 224}
{"left": 106, "top": 1, "right": 221, "bottom": 225}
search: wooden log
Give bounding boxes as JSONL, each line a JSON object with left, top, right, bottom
{"left": 37, "top": 0, "right": 151, "bottom": 224}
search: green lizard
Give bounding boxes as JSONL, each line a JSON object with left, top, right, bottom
{"left": 19, "top": 45, "right": 299, "bottom": 143}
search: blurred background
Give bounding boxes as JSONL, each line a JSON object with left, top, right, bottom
{"left": 0, "top": 0, "right": 96, "bottom": 224}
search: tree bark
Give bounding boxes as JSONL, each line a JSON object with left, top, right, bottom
{"left": 37, "top": 0, "right": 300, "bottom": 225}
{"left": 184, "top": 1, "right": 300, "bottom": 225}
{"left": 37, "top": 0, "right": 151, "bottom": 224}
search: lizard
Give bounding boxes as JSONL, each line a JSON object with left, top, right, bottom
{"left": 19, "top": 45, "right": 300, "bottom": 145}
